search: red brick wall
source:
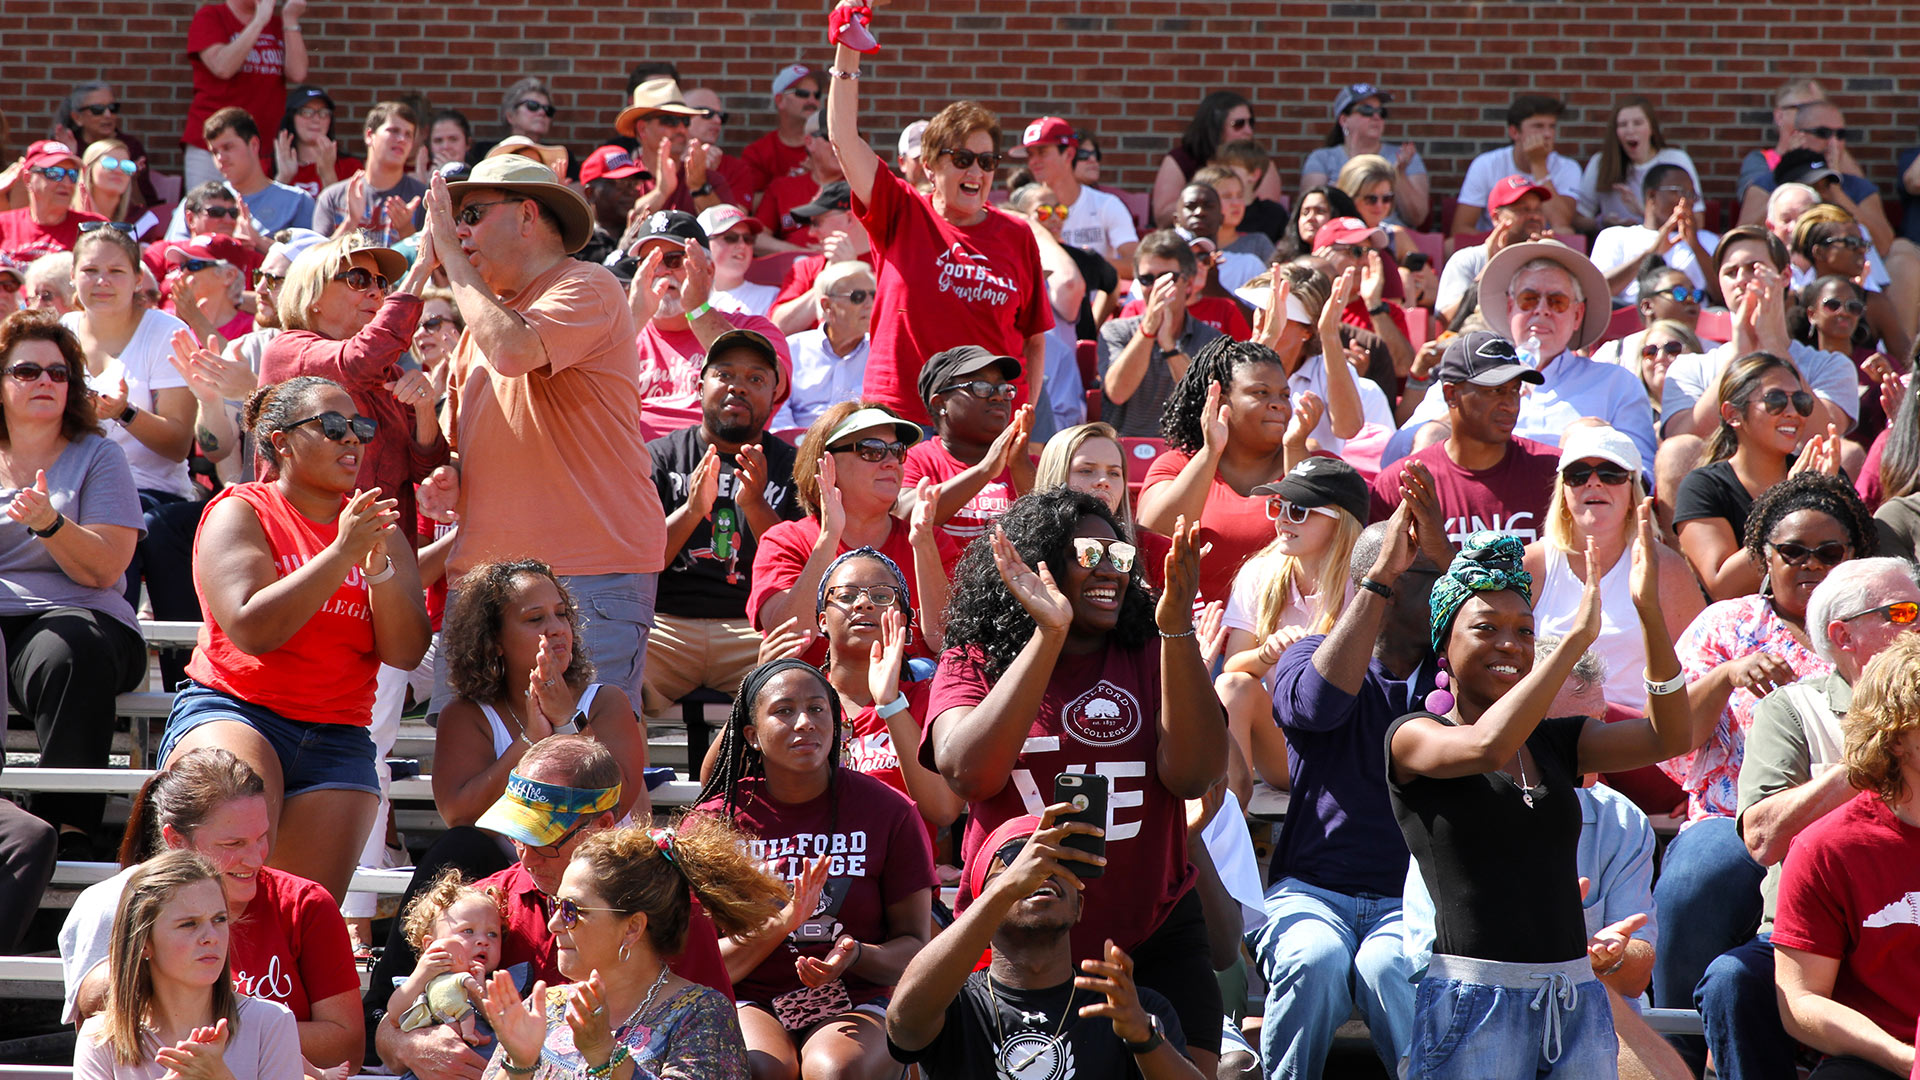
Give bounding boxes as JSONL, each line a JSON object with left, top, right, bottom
{"left": 6, "top": 1, "right": 1920, "bottom": 221}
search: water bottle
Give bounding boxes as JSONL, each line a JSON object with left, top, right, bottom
{"left": 1521, "top": 334, "right": 1542, "bottom": 368}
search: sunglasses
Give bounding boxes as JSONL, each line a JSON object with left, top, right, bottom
{"left": 420, "top": 315, "right": 456, "bottom": 332}
{"left": 1358, "top": 193, "right": 1394, "bottom": 207}
{"left": 197, "top": 205, "right": 241, "bottom": 220}
{"left": 826, "top": 289, "right": 873, "bottom": 304}
{"left": 1031, "top": 203, "right": 1071, "bottom": 221}
{"left": 4, "top": 362, "right": 71, "bottom": 384}
{"left": 940, "top": 380, "right": 1016, "bottom": 402}
{"left": 78, "top": 103, "right": 121, "bottom": 116}
{"left": 95, "top": 156, "right": 138, "bottom": 175}
{"left": 1348, "top": 104, "right": 1389, "bottom": 119}
{"left": 1650, "top": 285, "right": 1704, "bottom": 303}
{"left": 989, "top": 839, "right": 1029, "bottom": 870}
{"left": 1800, "top": 126, "right": 1857, "bottom": 142}
{"left": 1847, "top": 601, "right": 1920, "bottom": 625}
{"left": 31, "top": 167, "right": 80, "bottom": 183}
{"left": 457, "top": 199, "right": 520, "bottom": 227}
{"left": 517, "top": 100, "right": 557, "bottom": 116}
{"left": 182, "top": 258, "right": 226, "bottom": 273}
{"left": 1135, "top": 270, "right": 1189, "bottom": 292}
{"left": 554, "top": 895, "right": 623, "bottom": 930}
{"left": 938, "top": 149, "right": 1002, "bottom": 171}
{"left": 1816, "top": 236, "right": 1870, "bottom": 252}
{"left": 824, "top": 584, "right": 902, "bottom": 608}
{"left": 1328, "top": 243, "right": 1371, "bottom": 260}
{"left": 285, "top": 410, "right": 377, "bottom": 442}
{"left": 1512, "top": 289, "right": 1576, "bottom": 314}
{"left": 1751, "top": 388, "right": 1816, "bottom": 416}
{"left": 654, "top": 250, "right": 688, "bottom": 269}
{"left": 1074, "top": 147, "right": 1101, "bottom": 163}
{"left": 649, "top": 115, "right": 690, "bottom": 129}
{"left": 1641, "top": 340, "right": 1686, "bottom": 361}
{"left": 711, "top": 231, "right": 754, "bottom": 245}
{"left": 1769, "top": 540, "right": 1849, "bottom": 568}
{"left": 1070, "top": 537, "right": 1136, "bottom": 573}
{"left": 1821, "top": 296, "right": 1866, "bottom": 315}
{"left": 700, "top": 109, "right": 731, "bottom": 124}
{"left": 1561, "top": 462, "right": 1632, "bottom": 487}
{"left": 829, "top": 438, "right": 909, "bottom": 463}
{"left": 332, "top": 267, "right": 390, "bottom": 294}
{"left": 1265, "top": 498, "right": 1339, "bottom": 524}
{"left": 79, "top": 220, "right": 137, "bottom": 234}
{"left": 786, "top": 88, "right": 819, "bottom": 101}
{"left": 254, "top": 270, "right": 285, "bottom": 287}
{"left": 1226, "top": 116, "right": 1255, "bottom": 131}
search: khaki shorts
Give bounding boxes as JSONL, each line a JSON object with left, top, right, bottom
{"left": 638, "top": 613, "right": 763, "bottom": 718}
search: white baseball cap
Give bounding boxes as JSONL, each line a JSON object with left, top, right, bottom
{"left": 1557, "top": 424, "right": 1643, "bottom": 475}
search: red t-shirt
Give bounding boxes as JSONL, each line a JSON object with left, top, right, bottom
{"left": 902, "top": 439, "right": 1015, "bottom": 553}
{"left": 1368, "top": 436, "right": 1561, "bottom": 545}
{"left": 0, "top": 207, "right": 106, "bottom": 263}
{"left": 922, "top": 641, "right": 1196, "bottom": 956}
{"left": 229, "top": 867, "right": 358, "bottom": 1021}
{"left": 1772, "top": 791, "right": 1920, "bottom": 1044}
{"left": 477, "top": 861, "right": 734, "bottom": 998}
{"left": 287, "top": 157, "right": 363, "bottom": 200}
{"left": 634, "top": 311, "right": 791, "bottom": 441}
{"left": 185, "top": 4, "right": 290, "bottom": 159}
{"left": 854, "top": 167, "right": 1053, "bottom": 424}
{"left": 745, "top": 515, "right": 962, "bottom": 666}
{"left": 418, "top": 511, "right": 454, "bottom": 631}
{"left": 737, "top": 133, "right": 811, "bottom": 200}
{"left": 695, "top": 770, "right": 936, "bottom": 1005}
{"left": 1341, "top": 297, "right": 1410, "bottom": 341}
{"left": 771, "top": 251, "right": 878, "bottom": 332}
{"left": 754, "top": 173, "right": 823, "bottom": 246}
{"left": 1139, "top": 448, "right": 1277, "bottom": 606}
{"left": 186, "top": 482, "right": 378, "bottom": 725}
{"left": 1118, "top": 295, "right": 1252, "bottom": 341}
{"left": 1134, "top": 526, "right": 1172, "bottom": 592}
{"left": 845, "top": 679, "right": 938, "bottom": 847}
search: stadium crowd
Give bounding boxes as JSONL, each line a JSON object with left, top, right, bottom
{"left": 1, "top": 2, "right": 1919, "bottom": 1079}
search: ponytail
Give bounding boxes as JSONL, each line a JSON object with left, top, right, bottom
{"left": 572, "top": 815, "right": 789, "bottom": 957}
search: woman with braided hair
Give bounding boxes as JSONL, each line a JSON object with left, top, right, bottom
{"left": 694, "top": 658, "right": 935, "bottom": 1080}
{"left": 1386, "top": 511, "right": 1700, "bottom": 1078}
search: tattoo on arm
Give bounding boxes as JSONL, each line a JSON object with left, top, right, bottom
{"left": 196, "top": 426, "right": 220, "bottom": 453}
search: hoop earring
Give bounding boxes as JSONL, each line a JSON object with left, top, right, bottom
{"left": 619, "top": 941, "right": 631, "bottom": 963}
{"left": 1423, "top": 656, "right": 1455, "bottom": 714}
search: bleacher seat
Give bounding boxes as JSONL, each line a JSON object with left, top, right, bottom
{"left": 1600, "top": 305, "right": 1644, "bottom": 346}
{"left": 1404, "top": 307, "right": 1432, "bottom": 356}
{"left": 1696, "top": 309, "right": 1733, "bottom": 342}
{"left": 1115, "top": 188, "right": 1151, "bottom": 234}
{"left": 1406, "top": 230, "right": 1444, "bottom": 269}
{"left": 745, "top": 250, "right": 803, "bottom": 287}
{"left": 1118, "top": 436, "right": 1165, "bottom": 501}
{"left": 1077, "top": 339, "right": 1101, "bottom": 422}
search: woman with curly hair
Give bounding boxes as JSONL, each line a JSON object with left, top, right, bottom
{"left": 1652, "top": 471, "right": 1876, "bottom": 1028}
{"left": 694, "top": 658, "right": 936, "bottom": 1080}
{"left": 480, "top": 816, "right": 789, "bottom": 1080}
{"left": 925, "top": 487, "right": 1228, "bottom": 1070}
{"left": 1387, "top": 514, "right": 1694, "bottom": 1078}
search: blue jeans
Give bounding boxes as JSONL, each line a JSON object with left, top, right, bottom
{"left": 1698, "top": 933, "right": 1796, "bottom": 1080}
{"left": 1651, "top": 816, "right": 1764, "bottom": 1066}
{"left": 560, "top": 572, "right": 658, "bottom": 708}
{"left": 1247, "top": 876, "right": 1414, "bottom": 1080}
{"left": 1408, "top": 955, "right": 1616, "bottom": 1080}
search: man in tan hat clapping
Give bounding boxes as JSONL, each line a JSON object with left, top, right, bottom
{"left": 615, "top": 76, "right": 732, "bottom": 217}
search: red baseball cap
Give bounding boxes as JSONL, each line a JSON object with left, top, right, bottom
{"left": 1489, "top": 174, "right": 1553, "bottom": 211}
{"left": 579, "top": 145, "right": 647, "bottom": 186}
{"left": 1312, "top": 216, "right": 1386, "bottom": 250}
{"left": 1021, "top": 116, "right": 1078, "bottom": 154}
{"left": 23, "top": 140, "right": 81, "bottom": 170}
{"left": 164, "top": 234, "right": 250, "bottom": 267}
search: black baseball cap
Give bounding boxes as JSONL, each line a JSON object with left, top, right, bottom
{"left": 1773, "top": 148, "right": 1841, "bottom": 189}
{"left": 1250, "top": 456, "right": 1370, "bottom": 524}
{"left": 701, "top": 329, "right": 781, "bottom": 375}
{"left": 628, "top": 209, "right": 708, "bottom": 254}
{"left": 916, "top": 345, "right": 1021, "bottom": 409}
{"left": 1437, "top": 331, "right": 1544, "bottom": 387}
{"left": 789, "top": 180, "right": 853, "bottom": 223}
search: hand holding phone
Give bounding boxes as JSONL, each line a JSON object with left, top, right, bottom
{"left": 1052, "top": 772, "right": 1109, "bottom": 879}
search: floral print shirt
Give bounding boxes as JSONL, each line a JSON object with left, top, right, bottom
{"left": 483, "top": 982, "right": 747, "bottom": 1080}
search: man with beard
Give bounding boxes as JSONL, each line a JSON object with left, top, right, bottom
{"left": 641, "top": 328, "right": 804, "bottom": 721}
{"left": 885, "top": 809, "right": 1203, "bottom": 1080}
{"left": 627, "top": 209, "right": 792, "bottom": 438}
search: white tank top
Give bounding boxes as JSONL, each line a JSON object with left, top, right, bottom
{"left": 479, "top": 684, "right": 600, "bottom": 758}
{"left": 1534, "top": 547, "right": 1646, "bottom": 709}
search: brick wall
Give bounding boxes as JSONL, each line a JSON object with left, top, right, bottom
{"left": 6, "top": 1, "right": 1920, "bottom": 222}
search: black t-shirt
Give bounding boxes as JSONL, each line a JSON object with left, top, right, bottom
{"left": 1243, "top": 197, "right": 1289, "bottom": 242}
{"left": 1063, "top": 242, "right": 1120, "bottom": 342}
{"left": 888, "top": 970, "right": 1187, "bottom": 1079}
{"left": 1672, "top": 459, "right": 1755, "bottom": 541}
{"left": 647, "top": 425, "right": 803, "bottom": 618}
{"left": 1385, "top": 711, "right": 1590, "bottom": 964}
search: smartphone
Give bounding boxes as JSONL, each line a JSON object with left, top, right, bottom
{"left": 1052, "top": 772, "right": 1108, "bottom": 879}
{"left": 1402, "top": 252, "right": 1431, "bottom": 272}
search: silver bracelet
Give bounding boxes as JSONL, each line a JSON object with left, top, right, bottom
{"left": 1158, "top": 627, "right": 1197, "bottom": 639}
{"left": 827, "top": 67, "right": 860, "bottom": 80}
{"left": 1643, "top": 670, "right": 1685, "bottom": 696}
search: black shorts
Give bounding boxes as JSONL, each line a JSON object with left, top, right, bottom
{"left": 1129, "top": 886, "right": 1223, "bottom": 1055}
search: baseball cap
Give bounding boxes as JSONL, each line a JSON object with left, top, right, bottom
{"left": 1021, "top": 117, "right": 1078, "bottom": 154}
{"left": 474, "top": 771, "right": 621, "bottom": 848}
{"left": 163, "top": 234, "right": 248, "bottom": 267}
{"left": 771, "top": 64, "right": 819, "bottom": 102}
{"left": 967, "top": 814, "right": 1043, "bottom": 899}
{"left": 579, "top": 145, "right": 647, "bottom": 186}
{"left": 0, "top": 257, "right": 23, "bottom": 284}
{"left": 628, "top": 209, "right": 708, "bottom": 255}
{"left": 1774, "top": 149, "right": 1841, "bottom": 189}
{"left": 789, "top": 180, "right": 853, "bottom": 224}
{"left": 266, "top": 228, "right": 327, "bottom": 270}
{"left": 702, "top": 328, "right": 781, "bottom": 375}
{"left": 1488, "top": 174, "right": 1553, "bottom": 211}
{"left": 1437, "top": 330, "right": 1545, "bottom": 387}
{"left": 1250, "top": 456, "right": 1370, "bottom": 524}
{"left": 917, "top": 345, "right": 1022, "bottom": 408}
{"left": 1312, "top": 217, "right": 1386, "bottom": 250}
{"left": 695, "top": 204, "right": 764, "bottom": 240}
{"left": 898, "top": 120, "right": 928, "bottom": 160}
{"left": 23, "top": 140, "right": 81, "bottom": 170}
{"left": 1557, "top": 424, "right": 1643, "bottom": 475}
{"left": 1330, "top": 83, "right": 1394, "bottom": 121}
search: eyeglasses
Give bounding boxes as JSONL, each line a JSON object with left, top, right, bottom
{"left": 456, "top": 199, "right": 520, "bottom": 227}
{"left": 1265, "top": 498, "right": 1340, "bottom": 524}
{"left": 1769, "top": 540, "right": 1850, "bottom": 568}
{"left": 1135, "top": 270, "right": 1188, "bottom": 292}
{"left": 554, "top": 896, "right": 624, "bottom": 930}
{"left": 30, "top": 167, "right": 79, "bottom": 183}
{"left": 829, "top": 438, "right": 909, "bottom": 463}
{"left": 295, "top": 105, "right": 331, "bottom": 121}
{"left": 1815, "top": 236, "right": 1870, "bottom": 252}
{"left": 712, "top": 231, "right": 754, "bottom": 245}
{"left": 1512, "top": 289, "right": 1576, "bottom": 314}
{"left": 182, "top": 258, "right": 226, "bottom": 273}
{"left": 1358, "top": 193, "right": 1394, "bottom": 207}
{"left": 517, "top": 100, "right": 557, "bottom": 117}
{"left": 939, "top": 380, "right": 1017, "bottom": 402}
{"left": 1752, "top": 388, "right": 1816, "bottom": 417}
{"left": 1650, "top": 185, "right": 1694, "bottom": 199}
{"left": 1800, "top": 126, "right": 1857, "bottom": 142}
{"left": 95, "top": 156, "right": 138, "bottom": 175}
{"left": 420, "top": 315, "right": 456, "bottom": 332}
{"left": 196, "top": 205, "right": 241, "bottom": 220}
{"left": 79, "top": 221, "right": 137, "bottom": 234}
{"left": 1845, "top": 601, "right": 1920, "bottom": 625}
{"left": 78, "top": 103, "right": 121, "bottom": 116}
{"left": 528, "top": 819, "right": 593, "bottom": 860}
{"left": 824, "top": 584, "right": 903, "bottom": 608}
{"left": 285, "top": 410, "right": 377, "bottom": 442}
{"left": 332, "top": 267, "right": 390, "bottom": 294}
{"left": 4, "top": 362, "right": 71, "bottom": 384}
{"left": 1561, "top": 462, "right": 1632, "bottom": 487}
{"left": 1650, "top": 285, "right": 1704, "bottom": 303}
{"left": 1031, "top": 203, "right": 1071, "bottom": 221}
{"left": 826, "top": 289, "right": 873, "bottom": 304}
{"left": 254, "top": 270, "right": 285, "bottom": 287}
{"left": 938, "top": 149, "right": 1003, "bottom": 172}
{"left": 1070, "top": 537, "right": 1136, "bottom": 573}
{"left": 785, "top": 88, "right": 819, "bottom": 101}
{"left": 1641, "top": 340, "right": 1686, "bottom": 361}
{"left": 1821, "top": 296, "right": 1866, "bottom": 315}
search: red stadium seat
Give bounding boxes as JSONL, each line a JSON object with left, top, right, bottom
{"left": 1115, "top": 189, "right": 1151, "bottom": 233}
{"left": 1695, "top": 309, "right": 1733, "bottom": 343}
{"left": 1599, "top": 305, "right": 1644, "bottom": 346}
{"left": 746, "top": 251, "right": 804, "bottom": 286}
{"left": 1406, "top": 230, "right": 1444, "bottom": 268}
{"left": 1404, "top": 307, "right": 1432, "bottom": 355}
{"left": 1119, "top": 436, "right": 1166, "bottom": 501}
{"left": 1076, "top": 339, "right": 1098, "bottom": 389}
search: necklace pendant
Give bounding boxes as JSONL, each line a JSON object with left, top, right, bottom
{"left": 1522, "top": 789, "right": 1535, "bottom": 809}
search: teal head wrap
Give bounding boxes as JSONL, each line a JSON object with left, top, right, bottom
{"left": 1429, "top": 532, "right": 1533, "bottom": 653}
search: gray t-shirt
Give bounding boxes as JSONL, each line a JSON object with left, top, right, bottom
{"left": 0, "top": 434, "right": 144, "bottom": 631}
{"left": 313, "top": 174, "right": 430, "bottom": 238}
{"left": 1096, "top": 314, "right": 1223, "bottom": 437}
{"left": 1303, "top": 143, "right": 1427, "bottom": 227}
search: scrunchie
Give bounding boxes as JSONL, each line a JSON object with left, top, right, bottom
{"left": 1428, "top": 531, "right": 1533, "bottom": 653}
{"left": 648, "top": 826, "right": 676, "bottom": 865}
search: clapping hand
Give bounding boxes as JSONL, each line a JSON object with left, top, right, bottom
{"left": 1788, "top": 422, "right": 1842, "bottom": 477}
{"left": 1283, "top": 390, "right": 1324, "bottom": 450}
{"left": 1568, "top": 536, "right": 1604, "bottom": 649}
{"left": 93, "top": 376, "right": 131, "bottom": 423}
{"left": 626, "top": 247, "right": 668, "bottom": 326}
{"left": 274, "top": 130, "right": 300, "bottom": 183}
{"left": 480, "top": 970, "right": 547, "bottom": 1074}
{"left": 1156, "top": 516, "right": 1204, "bottom": 635}
{"left": 1199, "top": 380, "right": 1230, "bottom": 457}
{"left": 333, "top": 487, "right": 400, "bottom": 567}
{"left": 1249, "top": 274, "right": 1292, "bottom": 353}
{"left": 796, "top": 936, "right": 861, "bottom": 988}
{"left": 757, "top": 616, "right": 815, "bottom": 664}
{"left": 563, "top": 971, "right": 616, "bottom": 1067}
{"left": 992, "top": 524, "right": 1072, "bottom": 633}
{"left": 524, "top": 635, "right": 568, "bottom": 739}
{"left": 418, "top": 465, "right": 460, "bottom": 524}
{"left": 169, "top": 329, "right": 257, "bottom": 402}
{"left": 153, "top": 1019, "right": 229, "bottom": 1080}
{"left": 1196, "top": 599, "right": 1229, "bottom": 666}
{"left": 6, "top": 470, "right": 58, "bottom": 534}
{"left": 816, "top": 452, "right": 847, "bottom": 543}
{"left": 1628, "top": 497, "right": 1662, "bottom": 612}
{"left": 868, "top": 607, "right": 909, "bottom": 706}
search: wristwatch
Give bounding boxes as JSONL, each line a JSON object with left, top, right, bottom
{"left": 118, "top": 404, "right": 138, "bottom": 425}
{"left": 1367, "top": 302, "right": 1391, "bottom": 317}
{"left": 1124, "top": 1013, "right": 1166, "bottom": 1055}
{"left": 690, "top": 183, "right": 713, "bottom": 197}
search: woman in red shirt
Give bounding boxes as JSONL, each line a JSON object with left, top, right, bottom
{"left": 157, "top": 375, "right": 431, "bottom": 905}
{"left": 273, "top": 86, "right": 362, "bottom": 199}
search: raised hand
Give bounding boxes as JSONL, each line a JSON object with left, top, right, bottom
{"left": 784, "top": 856, "right": 831, "bottom": 933}
{"left": 480, "top": 970, "right": 547, "bottom": 1072}
{"left": 418, "top": 465, "right": 460, "bottom": 524}
{"left": 1199, "top": 380, "right": 1230, "bottom": 457}
{"left": 6, "top": 470, "right": 59, "bottom": 533}
{"left": 987, "top": 403, "right": 1034, "bottom": 473}
{"left": 821, "top": 231, "right": 856, "bottom": 264}
{"left": 564, "top": 971, "right": 615, "bottom": 1065}
{"left": 282, "top": 0, "right": 308, "bottom": 21}
{"left": 992, "top": 524, "right": 1072, "bottom": 632}
{"left": 525, "top": 635, "right": 568, "bottom": 739}
{"left": 735, "top": 442, "right": 769, "bottom": 507}
{"left": 679, "top": 237, "right": 714, "bottom": 313}
{"left": 383, "top": 194, "right": 421, "bottom": 240}
{"left": 1156, "top": 516, "right": 1203, "bottom": 634}
{"left": 796, "top": 935, "right": 860, "bottom": 988}
{"left": 170, "top": 329, "right": 256, "bottom": 401}
{"left": 1283, "top": 390, "right": 1324, "bottom": 449}
{"left": 653, "top": 137, "right": 679, "bottom": 199}
{"left": 343, "top": 171, "right": 370, "bottom": 231}
{"left": 1879, "top": 369, "right": 1906, "bottom": 422}
{"left": 1196, "top": 599, "right": 1229, "bottom": 666}
{"left": 1399, "top": 460, "right": 1452, "bottom": 570}
{"left": 232, "top": 205, "right": 266, "bottom": 252}
{"left": 1628, "top": 497, "right": 1662, "bottom": 611}
{"left": 1075, "top": 939, "right": 1156, "bottom": 1044}
{"left": 1252, "top": 274, "right": 1292, "bottom": 352}
{"left": 994, "top": 801, "right": 1106, "bottom": 899}
{"left": 334, "top": 487, "right": 400, "bottom": 566}
{"left": 868, "top": 606, "right": 909, "bottom": 705}
{"left": 816, "top": 452, "right": 846, "bottom": 543}
{"left": 1568, "top": 536, "right": 1604, "bottom": 647}
{"left": 273, "top": 130, "right": 299, "bottom": 183}
{"left": 757, "top": 616, "right": 815, "bottom": 664}
{"left": 1140, "top": 271, "right": 1177, "bottom": 345}
{"left": 1370, "top": 492, "right": 1419, "bottom": 582}
{"left": 625, "top": 247, "right": 666, "bottom": 326}
{"left": 1359, "top": 250, "right": 1387, "bottom": 307}
{"left": 907, "top": 477, "right": 940, "bottom": 550}
{"left": 687, "top": 443, "right": 721, "bottom": 517}
{"left": 683, "top": 138, "right": 710, "bottom": 192}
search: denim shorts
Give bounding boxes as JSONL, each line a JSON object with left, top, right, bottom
{"left": 1408, "top": 954, "right": 1616, "bottom": 1080}
{"left": 158, "top": 681, "right": 380, "bottom": 798}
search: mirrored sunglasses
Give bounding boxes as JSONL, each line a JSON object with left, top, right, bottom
{"left": 1070, "top": 537, "right": 1136, "bottom": 573}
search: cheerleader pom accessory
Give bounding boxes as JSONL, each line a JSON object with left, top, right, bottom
{"left": 828, "top": 4, "right": 879, "bottom": 53}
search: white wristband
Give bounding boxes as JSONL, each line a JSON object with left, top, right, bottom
{"left": 365, "top": 556, "right": 396, "bottom": 586}
{"left": 874, "top": 693, "right": 911, "bottom": 719}
{"left": 1644, "top": 670, "right": 1684, "bottom": 697}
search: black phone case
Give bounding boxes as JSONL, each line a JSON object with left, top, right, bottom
{"left": 1052, "top": 772, "right": 1108, "bottom": 879}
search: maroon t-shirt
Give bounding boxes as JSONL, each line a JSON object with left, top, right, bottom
{"left": 1369, "top": 436, "right": 1561, "bottom": 544}
{"left": 922, "top": 641, "right": 1197, "bottom": 957}
{"left": 696, "top": 770, "right": 936, "bottom": 1006}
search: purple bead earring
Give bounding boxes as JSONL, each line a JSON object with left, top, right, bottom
{"left": 1423, "top": 658, "right": 1455, "bottom": 714}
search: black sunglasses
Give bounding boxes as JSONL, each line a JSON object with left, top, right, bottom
{"left": 1349, "top": 104, "right": 1389, "bottom": 119}
{"left": 1752, "top": 388, "right": 1816, "bottom": 417}
{"left": 701, "top": 109, "right": 731, "bottom": 124}
{"left": 79, "top": 221, "right": 137, "bottom": 234}
{"left": 1074, "top": 147, "right": 1101, "bottom": 163}
{"left": 939, "top": 149, "right": 1002, "bottom": 171}
{"left": 332, "top": 267, "right": 390, "bottom": 293}
{"left": 828, "top": 438, "right": 909, "bottom": 463}
{"left": 1562, "top": 462, "right": 1632, "bottom": 487}
{"left": 197, "top": 205, "right": 241, "bottom": 220}
{"left": 1820, "top": 297, "right": 1866, "bottom": 315}
{"left": 1135, "top": 269, "right": 1188, "bottom": 291}
{"left": 826, "top": 289, "right": 873, "bottom": 304}
{"left": 1815, "top": 235, "right": 1869, "bottom": 252}
{"left": 1800, "top": 125, "right": 1857, "bottom": 142}
{"left": 4, "top": 362, "right": 71, "bottom": 384}
{"left": 78, "top": 103, "right": 121, "bottom": 116}
{"left": 1770, "top": 540, "right": 1849, "bottom": 568}
{"left": 285, "top": 410, "right": 377, "bottom": 442}
{"left": 517, "top": 100, "right": 556, "bottom": 117}
{"left": 786, "top": 88, "right": 819, "bottom": 101}
{"left": 420, "top": 315, "right": 456, "bottom": 332}
{"left": 940, "top": 380, "right": 1016, "bottom": 402}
